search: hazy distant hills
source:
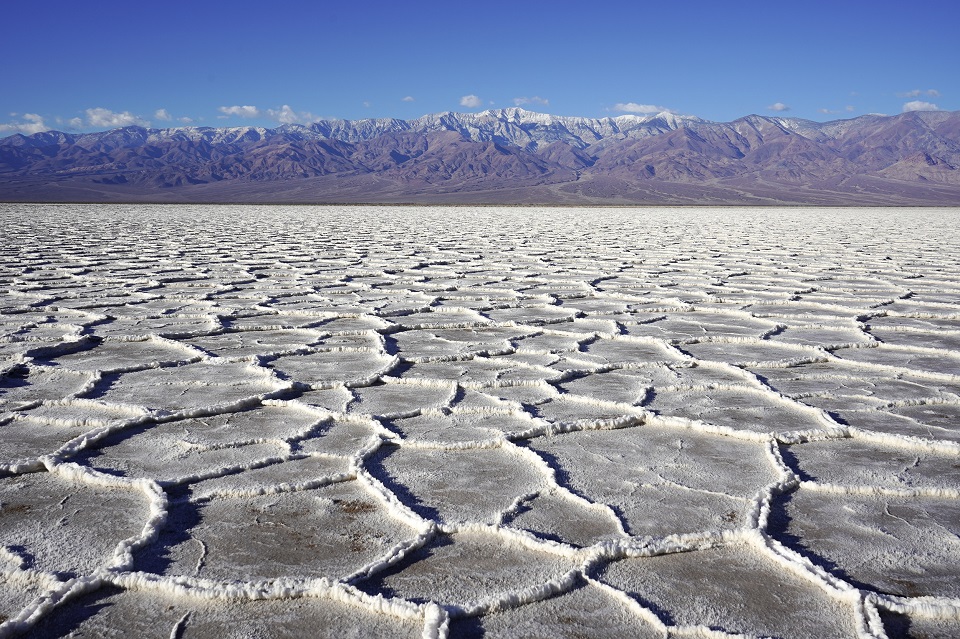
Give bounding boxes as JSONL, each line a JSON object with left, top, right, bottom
{"left": 1, "top": 108, "right": 959, "bottom": 205}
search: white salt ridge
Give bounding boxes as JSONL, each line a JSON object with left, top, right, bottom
{"left": 3, "top": 204, "right": 960, "bottom": 638}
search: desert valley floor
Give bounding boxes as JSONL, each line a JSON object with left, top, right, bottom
{"left": 1, "top": 204, "right": 959, "bottom": 639}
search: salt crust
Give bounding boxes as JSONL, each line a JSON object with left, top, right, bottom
{"left": 2, "top": 204, "right": 960, "bottom": 638}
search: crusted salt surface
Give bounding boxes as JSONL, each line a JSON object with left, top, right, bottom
{"left": 2, "top": 203, "right": 960, "bottom": 637}
{"left": 595, "top": 539, "right": 862, "bottom": 639}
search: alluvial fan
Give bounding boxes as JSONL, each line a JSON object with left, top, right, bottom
{"left": 2, "top": 204, "right": 960, "bottom": 639}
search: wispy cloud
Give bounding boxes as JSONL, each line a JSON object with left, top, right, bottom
{"left": 898, "top": 88, "right": 940, "bottom": 98}
{"left": 179, "top": 116, "right": 194, "bottom": 124}
{"left": 767, "top": 102, "right": 791, "bottom": 112}
{"left": 819, "top": 106, "right": 856, "bottom": 115}
{"left": 459, "top": 94, "right": 483, "bottom": 108}
{"left": 402, "top": 96, "right": 415, "bottom": 102}
{"left": 155, "top": 109, "right": 172, "bottom": 121}
{"left": 0, "top": 113, "right": 48, "bottom": 135}
{"left": 85, "top": 107, "right": 150, "bottom": 128}
{"left": 513, "top": 96, "right": 549, "bottom": 107}
{"left": 903, "top": 100, "right": 940, "bottom": 112}
{"left": 612, "top": 102, "right": 671, "bottom": 114}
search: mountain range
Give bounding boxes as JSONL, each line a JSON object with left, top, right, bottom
{"left": 1, "top": 108, "right": 959, "bottom": 205}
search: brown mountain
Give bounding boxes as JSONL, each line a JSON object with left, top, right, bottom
{"left": 1, "top": 108, "right": 958, "bottom": 205}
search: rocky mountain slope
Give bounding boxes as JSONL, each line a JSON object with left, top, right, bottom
{"left": 1, "top": 108, "right": 958, "bottom": 205}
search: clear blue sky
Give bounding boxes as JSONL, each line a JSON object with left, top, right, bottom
{"left": 2, "top": 0, "right": 957, "bottom": 136}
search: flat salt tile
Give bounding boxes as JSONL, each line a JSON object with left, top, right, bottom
{"left": 79, "top": 431, "right": 287, "bottom": 485}
{"left": 91, "top": 361, "right": 284, "bottom": 412}
{"left": 584, "top": 337, "right": 685, "bottom": 365}
{"left": 45, "top": 338, "right": 201, "bottom": 371}
{"left": 268, "top": 350, "right": 396, "bottom": 387}
{"left": 357, "top": 530, "right": 574, "bottom": 610}
{"left": 530, "top": 395, "right": 645, "bottom": 425}
{"left": 0, "top": 471, "right": 150, "bottom": 577}
{"left": 786, "top": 437, "right": 960, "bottom": 490}
{"left": 465, "top": 580, "right": 663, "bottom": 639}
{"left": 868, "top": 328, "right": 960, "bottom": 352}
{"left": 597, "top": 542, "right": 858, "bottom": 639}
{"left": 833, "top": 344, "right": 960, "bottom": 376}
{"left": 348, "top": 382, "right": 455, "bottom": 417}
{"left": 680, "top": 339, "right": 821, "bottom": 366}
{"left": 91, "top": 316, "right": 220, "bottom": 338}
{"left": 0, "top": 366, "right": 94, "bottom": 409}
{"left": 833, "top": 408, "right": 960, "bottom": 444}
{"left": 482, "top": 306, "right": 577, "bottom": 325}
{"left": 504, "top": 490, "right": 623, "bottom": 547}
{"left": 370, "top": 445, "right": 549, "bottom": 525}
{"left": 296, "top": 387, "right": 354, "bottom": 413}
{"left": 0, "top": 570, "right": 50, "bottom": 623}
{"left": 296, "top": 416, "right": 381, "bottom": 457}
{"left": 770, "top": 325, "right": 874, "bottom": 347}
{"left": 771, "top": 487, "right": 960, "bottom": 598}
{"left": 25, "top": 584, "right": 423, "bottom": 639}
{"left": 163, "top": 482, "right": 418, "bottom": 581}
{"left": 512, "top": 332, "right": 586, "bottom": 354}
{"left": 528, "top": 425, "right": 778, "bottom": 536}
{"left": 644, "top": 386, "right": 828, "bottom": 435}
{"left": 388, "top": 411, "right": 538, "bottom": 444}
{"left": 160, "top": 404, "right": 323, "bottom": 447}
{"left": 0, "top": 419, "right": 99, "bottom": 462}
{"left": 888, "top": 403, "right": 960, "bottom": 442}
{"left": 183, "top": 329, "right": 324, "bottom": 357}
{"left": 192, "top": 455, "right": 352, "bottom": 499}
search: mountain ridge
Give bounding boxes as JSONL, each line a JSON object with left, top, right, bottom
{"left": 2, "top": 108, "right": 959, "bottom": 205}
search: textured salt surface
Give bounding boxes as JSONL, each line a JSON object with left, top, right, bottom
{"left": 1, "top": 204, "right": 959, "bottom": 638}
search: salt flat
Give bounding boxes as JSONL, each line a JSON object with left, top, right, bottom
{"left": 1, "top": 204, "right": 959, "bottom": 638}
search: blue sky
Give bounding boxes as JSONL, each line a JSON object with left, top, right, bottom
{"left": 2, "top": 0, "right": 957, "bottom": 136}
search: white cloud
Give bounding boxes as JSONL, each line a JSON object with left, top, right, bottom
{"left": 218, "top": 104, "right": 317, "bottom": 124}
{"left": 155, "top": 108, "right": 172, "bottom": 121}
{"left": 402, "top": 96, "right": 415, "bottom": 102}
{"left": 513, "top": 96, "right": 549, "bottom": 107}
{"left": 179, "top": 116, "right": 194, "bottom": 124}
{"left": 265, "top": 104, "right": 318, "bottom": 125}
{"left": 903, "top": 100, "right": 940, "bottom": 112}
{"left": 85, "top": 107, "right": 150, "bottom": 128}
{"left": 363, "top": 101, "right": 372, "bottom": 108}
{"left": 68, "top": 117, "right": 83, "bottom": 129}
{"left": 218, "top": 105, "right": 261, "bottom": 118}
{"left": 767, "top": 102, "right": 791, "bottom": 112}
{"left": 612, "top": 102, "right": 671, "bottom": 114}
{"left": 0, "top": 113, "right": 48, "bottom": 135}
{"left": 459, "top": 94, "right": 483, "bottom": 108}
{"left": 898, "top": 88, "right": 940, "bottom": 98}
